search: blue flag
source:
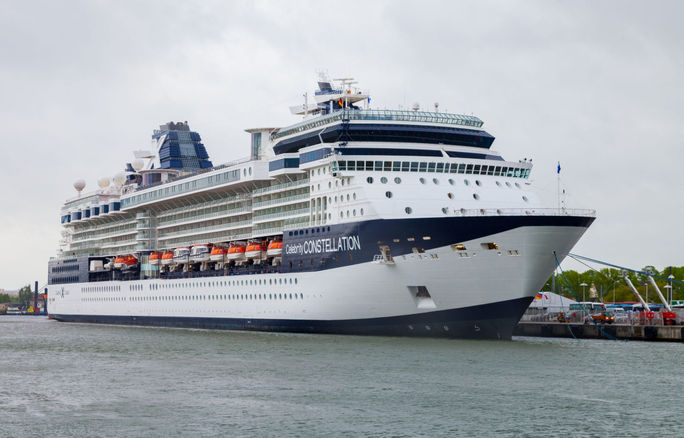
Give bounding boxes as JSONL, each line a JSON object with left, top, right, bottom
{"left": 557, "top": 162, "right": 561, "bottom": 174}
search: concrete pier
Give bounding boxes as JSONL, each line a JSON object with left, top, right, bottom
{"left": 514, "top": 322, "right": 684, "bottom": 342}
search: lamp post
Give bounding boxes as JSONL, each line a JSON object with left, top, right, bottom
{"left": 669, "top": 274, "right": 675, "bottom": 304}
{"left": 580, "top": 282, "right": 588, "bottom": 302}
{"left": 664, "top": 285, "right": 672, "bottom": 306}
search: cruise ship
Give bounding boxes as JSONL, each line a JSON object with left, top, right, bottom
{"left": 47, "top": 75, "right": 595, "bottom": 339}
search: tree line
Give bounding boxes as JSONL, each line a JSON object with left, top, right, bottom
{"left": 0, "top": 285, "right": 34, "bottom": 304}
{"left": 542, "top": 266, "right": 684, "bottom": 303}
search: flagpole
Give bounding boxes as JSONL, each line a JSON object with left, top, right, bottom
{"left": 557, "top": 161, "right": 560, "bottom": 210}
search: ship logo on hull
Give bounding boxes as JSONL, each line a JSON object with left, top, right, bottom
{"left": 285, "top": 235, "right": 361, "bottom": 256}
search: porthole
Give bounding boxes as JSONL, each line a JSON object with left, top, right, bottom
{"left": 441, "top": 207, "right": 448, "bottom": 214}
{"left": 447, "top": 192, "right": 454, "bottom": 199}
{"left": 394, "top": 177, "right": 401, "bottom": 184}
{"left": 353, "top": 209, "right": 356, "bottom": 216}
{"left": 522, "top": 196, "right": 529, "bottom": 202}
{"left": 515, "top": 182, "right": 521, "bottom": 188}
{"left": 433, "top": 178, "right": 439, "bottom": 185}
{"left": 346, "top": 194, "right": 350, "bottom": 201}
{"left": 505, "top": 182, "right": 511, "bottom": 187}
{"left": 475, "top": 180, "right": 482, "bottom": 186}
{"left": 328, "top": 182, "right": 331, "bottom": 188}
{"left": 360, "top": 208, "right": 364, "bottom": 216}
{"left": 385, "top": 191, "right": 393, "bottom": 198}
{"left": 496, "top": 181, "right": 501, "bottom": 187}
{"left": 473, "top": 193, "right": 480, "bottom": 200}
{"left": 419, "top": 177, "right": 426, "bottom": 184}
{"left": 381, "top": 177, "right": 388, "bottom": 184}
{"left": 334, "top": 195, "right": 338, "bottom": 202}
{"left": 335, "top": 180, "right": 339, "bottom": 187}
{"left": 317, "top": 168, "right": 321, "bottom": 175}
{"left": 340, "top": 212, "right": 344, "bottom": 218}
{"left": 346, "top": 210, "right": 350, "bottom": 217}
{"left": 448, "top": 178, "right": 455, "bottom": 185}
{"left": 353, "top": 193, "right": 357, "bottom": 200}
{"left": 341, "top": 179, "right": 345, "bottom": 186}
{"left": 367, "top": 176, "right": 374, "bottom": 184}
{"left": 405, "top": 207, "right": 413, "bottom": 214}
{"left": 249, "top": 167, "right": 252, "bottom": 175}
{"left": 464, "top": 179, "right": 470, "bottom": 186}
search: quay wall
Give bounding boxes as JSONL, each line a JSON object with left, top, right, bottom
{"left": 514, "top": 322, "right": 684, "bottom": 342}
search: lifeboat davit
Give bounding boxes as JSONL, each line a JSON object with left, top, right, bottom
{"left": 209, "top": 246, "right": 228, "bottom": 262}
{"left": 161, "top": 251, "right": 174, "bottom": 265}
{"left": 245, "top": 239, "right": 266, "bottom": 260}
{"left": 149, "top": 252, "right": 162, "bottom": 266}
{"left": 266, "top": 239, "right": 283, "bottom": 257}
{"left": 227, "top": 242, "right": 246, "bottom": 261}
{"left": 173, "top": 247, "right": 190, "bottom": 264}
{"left": 113, "top": 255, "right": 138, "bottom": 270}
{"left": 190, "top": 243, "right": 213, "bottom": 263}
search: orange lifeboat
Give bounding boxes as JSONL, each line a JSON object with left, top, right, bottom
{"left": 245, "top": 239, "right": 266, "bottom": 260}
{"left": 161, "top": 251, "right": 174, "bottom": 266}
{"left": 267, "top": 238, "right": 283, "bottom": 257}
{"left": 227, "top": 242, "right": 246, "bottom": 261}
{"left": 149, "top": 252, "right": 162, "bottom": 266}
{"left": 210, "top": 246, "right": 228, "bottom": 262}
{"left": 114, "top": 255, "right": 138, "bottom": 270}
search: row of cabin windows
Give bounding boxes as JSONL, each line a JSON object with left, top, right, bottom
{"left": 82, "top": 278, "right": 298, "bottom": 293}
{"left": 336, "top": 160, "right": 530, "bottom": 178}
{"left": 83, "top": 292, "right": 305, "bottom": 302}
{"left": 83, "top": 285, "right": 121, "bottom": 293}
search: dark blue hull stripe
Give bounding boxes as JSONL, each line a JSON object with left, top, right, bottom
{"left": 281, "top": 215, "right": 594, "bottom": 273}
{"left": 51, "top": 296, "right": 533, "bottom": 340}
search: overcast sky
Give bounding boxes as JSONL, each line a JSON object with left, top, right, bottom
{"left": 0, "top": 0, "right": 681, "bottom": 289}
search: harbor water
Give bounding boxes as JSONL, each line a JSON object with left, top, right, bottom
{"left": 1, "top": 316, "right": 682, "bottom": 437}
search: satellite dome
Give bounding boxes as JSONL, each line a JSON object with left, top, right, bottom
{"left": 113, "top": 172, "right": 127, "bottom": 186}
{"left": 412, "top": 102, "right": 420, "bottom": 111}
{"left": 132, "top": 159, "right": 144, "bottom": 172}
{"left": 73, "top": 179, "right": 86, "bottom": 192}
{"left": 97, "top": 176, "right": 110, "bottom": 189}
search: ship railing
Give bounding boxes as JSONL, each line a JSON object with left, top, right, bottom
{"left": 155, "top": 194, "right": 251, "bottom": 219}
{"left": 252, "top": 178, "right": 310, "bottom": 196}
{"left": 157, "top": 220, "right": 252, "bottom": 240}
{"left": 252, "top": 193, "right": 309, "bottom": 209}
{"left": 272, "top": 109, "right": 484, "bottom": 140}
{"left": 252, "top": 207, "right": 310, "bottom": 223}
{"left": 452, "top": 208, "right": 596, "bottom": 217}
{"left": 156, "top": 207, "right": 252, "bottom": 229}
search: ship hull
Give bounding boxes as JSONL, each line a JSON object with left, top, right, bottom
{"left": 51, "top": 296, "right": 531, "bottom": 340}
{"left": 47, "top": 216, "right": 592, "bottom": 340}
